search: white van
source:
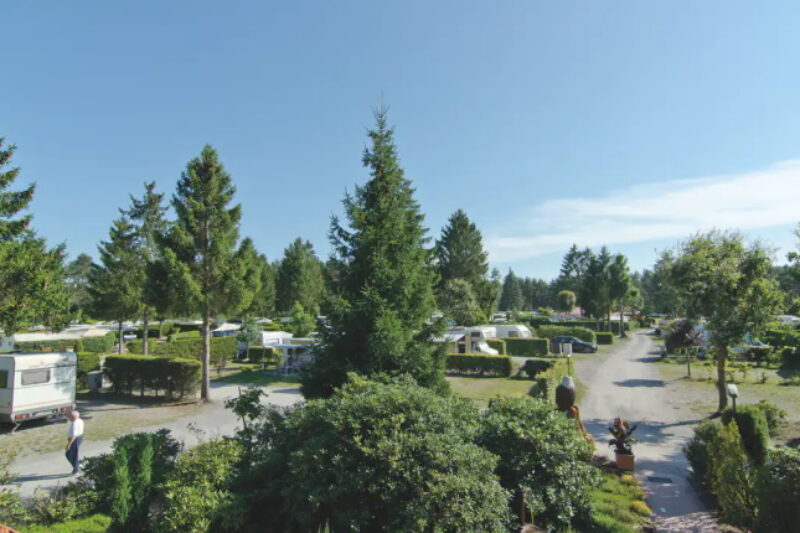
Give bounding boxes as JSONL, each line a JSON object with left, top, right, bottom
{"left": 0, "top": 352, "right": 76, "bottom": 427}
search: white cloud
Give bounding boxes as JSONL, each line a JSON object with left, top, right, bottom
{"left": 486, "top": 159, "right": 800, "bottom": 263}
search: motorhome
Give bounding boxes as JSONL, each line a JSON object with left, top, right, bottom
{"left": 440, "top": 327, "right": 499, "bottom": 355}
{"left": 0, "top": 352, "right": 76, "bottom": 427}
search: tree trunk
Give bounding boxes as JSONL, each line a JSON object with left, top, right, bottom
{"left": 619, "top": 303, "right": 626, "bottom": 338}
{"left": 118, "top": 321, "right": 123, "bottom": 354}
{"left": 201, "top": 312, "right": 211, "bottom": 402}
{"left": 143, "top": 308, "right": 149, "bottom": 356}
{"left": 716, "top": 344, "right": 728, "bottom": 412}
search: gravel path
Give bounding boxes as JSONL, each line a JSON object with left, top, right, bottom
{"left": 7, "top": 381, "right": 302, "bottom": 497}
{"left": 575, "top": 331, "right": 721, "bottom": 532}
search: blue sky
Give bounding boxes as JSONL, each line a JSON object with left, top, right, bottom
{"left": 3, "top": 1, "right": 800, "bottom": 278}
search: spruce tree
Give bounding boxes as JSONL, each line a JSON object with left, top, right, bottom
{"left": 275, "top": 238, "right": 325, "bottom": 313}
{"left": 608, "top": 253, "right": 631, "bottom": 337}
{"left": 236, "top": 237, "right": 275, "bottom": 318}
{"left": 162, "top": 145, "right": 245, "bottom": 401}
{"left": 301, "top": 108, "right": 446, "bottom": 398}
{"left": 65, "top": 253, "right": 93, "bottom": 321}
{"left": 499, "top": 269, "right": 523, "bottom": 311}
{"left": 435, "top": 209, "right": 489, "bottom": 288}
{"left": 88, "top": 216, "right": 144, "bottom": 351}
{"left": 0, "top": 138, "right": 34, "bottom": 242}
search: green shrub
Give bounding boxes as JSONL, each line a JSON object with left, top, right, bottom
{"left": 721, "top": 405, "right": 770, "bottom": 464}
{"left": 169, "top": 330, "right": 201, "bottom": 341}
{"left": 104, "top": 355, "right": 200, "bottom": 399}
{"left": 246, "top": 346, "right": 278, "bottom": 364}
{"left": 14, "top": 338, "right": 82, "bottom": 352}
{"left": 549, "top": 319, "right": 600, "bottom": 331}
{"left": 81, "top": 332, "right": 116, "bottom": 353}
{"left": 26, "top": 514, "right": 112, "bottom": 533}
{"left": 742, "top": 346, "right": 771, "bottom": 365}
{"left": 780, "top": 346, "right": 800, "bottom": 369}
{"left": 755, "top": 447, "right": 800, "bottom": 533}
{"left": 684, "top": 419, "right": 726, "bottom": 484}
{"left": 753, "top": 400, "right": 786, "bottom": 436}
{"left": 763, "top": 327, "right": 800, "bottom": 348}
{"left": 152, "top": 439, "right": 243, "bottom": 533}
{"left": 526, "top": 316, "right": 554, "bottom": 328}
{"left": 127, "top": 336, "right": 237, "bottom": 365}
{"left": 522, "top": 358, "right": 554, "bottom": 378}
{"left": 485, "top": 338, "right": 506, "bottom": 354}
{"left": 711, "top": 421, "right": 757, "bottom": 528}
{"left": 527, "top": 358, "right": 568, "bottom": 402}
{"left": 76, "top": 352, "right": 101, "bottom": 388}
{"left": 607, "top": 321, "right": 630, "bottom": 335}
{"left": 596, "top": 332, "right": 614, "bottom": 345}
{"left": 537, "top": 325, "right": 596, "bottom": 344}
{"left": 504, "top": 337, "right": 548, "bottom": 356}
{"left": 445, "top": 354, "right": 512, "bottom": 376}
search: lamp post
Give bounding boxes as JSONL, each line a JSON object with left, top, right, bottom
{"left": 566, "top": 352, "right": 573, "bottom": 375}
{"left": 726, "top": 383, "right": 739, "bottom": 415}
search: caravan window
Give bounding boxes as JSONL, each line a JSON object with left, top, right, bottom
{"left": 21, "top": 369, "right": 50, "bottom": 385}
{"left": 0, "top": 370, "right": 7, "bottom": 388}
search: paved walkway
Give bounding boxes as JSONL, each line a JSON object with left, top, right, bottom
{"left": 575, "top": 331, "right": 720, "bottom": 532}
{"left": 8, "top": 381, "right": 302, "bottom": 497}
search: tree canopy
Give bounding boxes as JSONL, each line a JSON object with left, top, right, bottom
{"left": 435, "top": 209, "right": 489, "bottom": 288}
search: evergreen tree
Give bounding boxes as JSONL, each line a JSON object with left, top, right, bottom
{"left": 579, "top": 247, "right": 612, "bottom": 320}
{"left": 0, "top": 138, "right": 34, "bottom": 242}
{"left": 274, "top": 238, "right": 325, "bottom": 313}
{"left": 65, "top": 253, "right": 94, "bottom": 321}
{"left": 301, "top": 108, "right": 446, "bottom": 398}
{"left": 557, "top": 244, "right": 592, "bottom": 310}
{"left": 499, "top": 269, "right": 523, "bottom": 311}
{"left": 88, "top": 216, "right": 144, "bottom": 351}
{"left": 236, "top": 238, "right": 276, "bottom": 318}
{"left": 556, "top": 290, "right": 577, "bottom": 312}
{"left": 434, "top": 209, "right": 489, "bottom": 288}
{"left": 608, "top": 253, "right": 631, "bottom": 337}
{"left": 124, "top": 182, "right": 167, "bottom": 354}
{"left": 437, "top": 278, "right": 484, "bottom": 326}
{"left": 161, "top": 145, "right": 246, "bottom": 401}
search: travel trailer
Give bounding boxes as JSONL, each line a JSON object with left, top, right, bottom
{"left": 492, "top": 324, "right": 533, "bottom": 339}
{"left": 0, "top": 352, "right": 76, "bottom": 428}
{"left": 440, "top": 327, "right": 499, "bottom": 355}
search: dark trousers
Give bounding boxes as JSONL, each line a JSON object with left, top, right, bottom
{"left": 66, "top": 436, "right": 83, "bottom": 472}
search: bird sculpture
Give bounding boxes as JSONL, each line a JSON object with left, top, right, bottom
{"left": 555, "top": 376, "right": 576, "bottom": 412}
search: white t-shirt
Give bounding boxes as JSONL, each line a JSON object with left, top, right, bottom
{"left": 67, "top": 418, "right": 84, "bottom": 439}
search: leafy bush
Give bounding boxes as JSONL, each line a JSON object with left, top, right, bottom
{"left": 596, "top": 332, "right": 614, "bottom": 345}
{"left": 522, "top": 358, "right": 554, "bottom": 378}
{"left": 537, "top": 325, "right": 596, "bottom": 344}
{"left": 526, "top": 315, "right": 553, "bottom": 328}
{"left": 485, "top": 338, "right": 506, "bottom": 354}
{"left": 710, "top": 421, "right": 757, "bottom": 528}
{"left": 445, "top": 353, "right": 512, "bottom": 376}
{"left": 755, "top": 447, "right": 800, "bottom": 533}
{"left": 742, "top": 346, "right": 771, "bottom": 365}
{"left": 103, "top": 355, "right": 200, "bottom": 399}
{"left": 76, "top": 352, "right": 101, "bottom": 388}
{"left": 763, "top": 327, "right": 800, "bottom": 348}
{"left": 663, "top": 320, "right": 702, "bottom": 354}
{"left": 478, "top": 396, "right": 598, "bottom": 531}
{"left": 753, "top": 400, "right": 786, "bottom": 435}
{"left": 780, "top": 345, "right": 800, "bottom": 369}
{"left": 14, "top": 338, "right": 81, "bottom": 352}
{"left": 684, "top": 419, "right": 726, "bottom": 483}
{"left": 527, "top": 358, "right": 569, "bottom": 402}
{"left": 26, "top": 514, "right": 112, "bottom": 533}
{"left": 607, "top": 321, "right": 630, "bottom": 335}
{"left": 504, "top": 337, "right": 548, "bottom": 356}
{"left": 81, "top": 332, "right": 116, "bottom": 353}
{"left": 246, "top": 346, "right": 278, "bottom": 364}
{"left": 721, "top": 405, "right": 770, "bottom": 464}
{"left": 127, "top": 336, "right": 237, "bottom": 365}
{"left": 152, "top": 439, "right": 244, "bottom": 533}
{"left": 233, "top": 375, "right": 511, "bottom": 532}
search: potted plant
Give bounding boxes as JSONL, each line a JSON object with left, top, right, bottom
{"left": 608, "top": 417, "right": 638, "bottom": 470}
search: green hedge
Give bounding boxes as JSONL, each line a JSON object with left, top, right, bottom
{"left": 763, "top": 328, "right": 800, "bottom": 348}
{"left": 722, "top": 405, "right": 770, "bottom": 464}
{"left": 485, "top": 338, "right": 506, "bottom": 355}
{"left": 607, "top": 321, "right": 631, "bottom": 335}
{"left": 169, "top": 330, "right": 202, "bottom": 341}
{"left": 445, "top": 354, "right": 512, "bottom": 376}
{"left": 127, "top": 336, "right": 237, "bottom": 365}
{"left": 755, "top": 448, "right": 800, "bottom": 533}
{"left": 104, "top": 355, "right": 200, "bottom": 399}
{"left": 596, "top": 332, "right": 614, "bottom": 345}
{"left": 536, "top": 325, "right": 596, "bottom": 344}
{"left": 504, "top": 337, "right": 549, "bottom": 356}
{"left": 685, "top": 419, "right": 726, "bottom": 484}
{"left": 526, "top": 316, "right": 553, "bottom": 328}
{"left": 26, "top": 514, "right": 112, "bottom": 533}
{"left": 521, "top": 358, "right": 554, "bottom": 378}
{"left": 14, "top": 338, "right": 81, "bottom": 352}
{"left": 526, "top": 358, "right": 569, "bottom": 402}
{"left": 780, "top": 346, "right": 800, "bottom": 369}
{"left": 82, "top": 332, "right": 116, "bottom": 353}
{"left": 246, "top": 346, "right": 279, "bottom": 364}
{"left": 76, "top": 351, "right": 101, "bottom": 388}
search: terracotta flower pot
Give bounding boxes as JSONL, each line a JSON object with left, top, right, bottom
{"left": 615, "top": 452, "right": 635, "bottom": 471}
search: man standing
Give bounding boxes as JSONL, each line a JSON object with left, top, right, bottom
{"left": 65, "top": 410, "right": 84, "bottom": 475}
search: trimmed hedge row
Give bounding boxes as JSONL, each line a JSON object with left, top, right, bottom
{"left": 445, "top": 354, "right": 512, "bottom": 376}
{"left": 521, "top": 358, "right": 554, "bottom": 378}
{"left": 486, "top": 338, "right": 506, "bottom": 355}
{"left": 536, "top": 325, "right": 596, "bottom": 344}
{"left": 127, "top": 336, "right": 237, "bottom": 364}
{"left": 596, "top": 332, "right": 614, "bottom": 345}
{"left": 81, "top": 332, "right": 116, "bottom": 353}
{"left": 246, "top": 346, "right": 279, "bottom": 364}
{"left": 527, "top": 358, "right": 569, "bottom": 402}
{"left": 15, "top": 332, "right": 116, "bottom": 354}
{"left": 76, "top": 352, "right": 101, "bottom": 388}
{"left": 104, "top": 355, "right": 200, "bottom": 399}
{"left": 504, "top": 337, "right": 549, "bottom": 356}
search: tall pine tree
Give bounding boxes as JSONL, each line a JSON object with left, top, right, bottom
{"left": 162, "top": 146, "right": 245, "bottom": 401}
{"left": 275, "top": 238, "right": 325, "bottom": 313}
{"left": 499, "top": 269, "right": 523, "bottom": 311}
{"left": 301, "top": 108, "right": 446, "bottom": 398}
{"left": 434, "top": 209, "right": 489, "bottom": 288}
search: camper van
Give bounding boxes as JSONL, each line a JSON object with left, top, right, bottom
{"left": 0, "top": 352, "right": 76, "bottom": 427}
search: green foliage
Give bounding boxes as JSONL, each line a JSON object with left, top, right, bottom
{"left": 499, "top": 268, "right": 523, "bottom": 311}
{"left": 76, "top": 352, "right": 101, "bottom": 387}
{"left": 485, "top": 338, "right": 506, "bottom": 354}
{"left": 521, "top": 358, "right": 553, "bottom": 378}
{"left": 289, "top": 301, "right": 315, "bottom": 336}
{"left": 127, "top": 336, "right": 237, "bottom": 365}
{"left": 721, "top": 405, "right": 770, "bottom": 463}
{"left": 236, "top": 375, "right": 510, "bottom": 531}
{"left": 537, "top": 325, "right": 596, "bottom": 344}
{"left": 445, "top": 353, "right": 512, "bottom": 376}
{"left": 302, "top": 109, "right": 447, "bottom": 398}
{"left": 26, "top": 514, "right": 112, "bottom": 533}
{"left": 684, "top": 419, "right": 726, "bottom": 483}
{"left": 81, "top": 332, "right": 116, "bottom": 353}
{"left": 763, "top": 327, "right": 800, "bottom": 348}
{"left": 742, "top": 346, "right": 771, "bottom": 365}
{"left": 755, "top": 448, "right": 800, "bottom": 533}
{"left": 246, "top": 346, "right": 278, "bottom": 364}
{"left": 556, "top": 289, "right": 577, "bottom": 312}
{"left": 711, "top": 421, "right": 757, "bottom": 528}
{"left": 780, "top": 345, "right": 800, "bottom": 369}
{"left": 13, "top": 338, "right": 82, "bottom": 352}
{"left": 235, "top": 237, "right": 276, "bottom": 319}
{"left": 274, "top": 237, "right": 326, "bottom": 314}
{"left": 752, "top": 400, "right": 786, "bottom": 435}
{"left": 153, "top": 440, "right": 243, "bottom": 533}
{"left": 437, "top": 278, "right": 485, "bottom": 326}
{"left": 596, "top": 332, "right": 614, "bottom": 345}
{"left": 663, "top": 319, "right": 702, "bottom": 354}
{"left": 434, "top": 209, "right": 489, "bottom": 288}
{"left": 477, "top": 396, "right": 599, "bottom": 531}
{"left": 527, "top": 358, "right": 569, "bottom": 402}
{"left": 504, "top": 337, "right": 549, "bottom": 356}
{"left": 103, "top": 355, "right": 200, "bottom": 399}
{"left": 587, "top": 472, "right": 652, "bottom": 533}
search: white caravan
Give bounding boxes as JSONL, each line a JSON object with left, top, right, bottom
{"left": 492, "top": 324, "right": 533, "bottom": 339}
{"left": 0, "top": 352, "right": 76, "bottom": 427}
{"left": 442, "top": 327, "right": 499, "bottom": 355}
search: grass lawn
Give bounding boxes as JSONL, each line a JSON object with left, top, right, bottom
{"left": 446, "top": 375, "right": 534, "bottom": 405}
{"left": 585, "top": 470, "right": 653, "bottom": 532}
